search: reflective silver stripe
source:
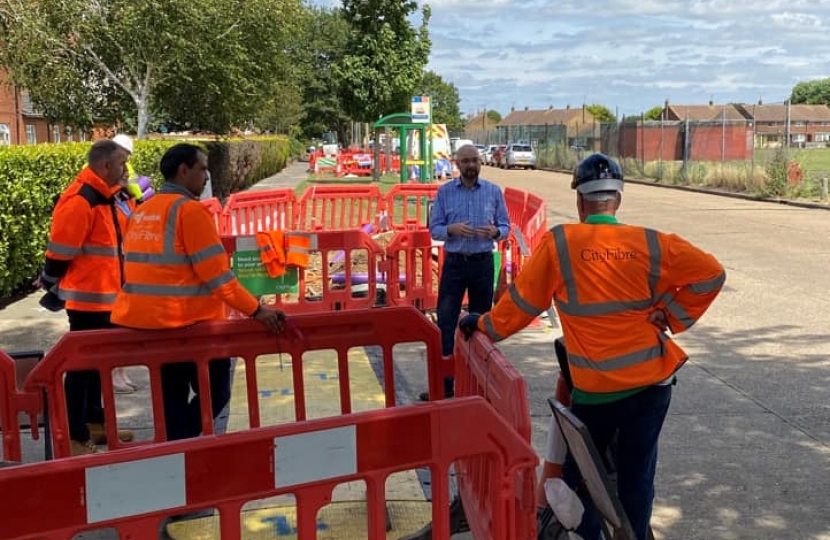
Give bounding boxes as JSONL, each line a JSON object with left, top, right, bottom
{"left": 645, "top": 229, "right": 661, "bottom": 298}
{"left": 58, "top": 289, "right": 117, "bottom": 304}
{"left": 555, "top": 297, "right": 654, "bottom": 317}
{"left": 288, "top": 245, "right": 312, "bottom": 254}
{"left": 508, "top": 283, "right": 544, "bottom": 317}
{"left": 81, "top": 245, "right": 119, "bottom": 257}
{"left": 47, "top": 242, "right": 80, "bottom": 257}
{"left": 688, "top": 271, "right": 726, "bottom": 294}
{"left": 189, "top": 243, "right": 225, "bottom": 264}
{"left": 204, "top": 270, "right": 235, "bottom": 290}
{"left": 482, "top": 314, "right": 505, "bottom": 341}
{"left": 122, "top": 283, "right": 212, "bottom": 297}
{"left": 568, "top": 334, "right": 667, "bottom": 372}
{"left": 125, "top": 252, "right": 190, "bottom": 264}
{"left": 664, "top": 298, "right": 695, "bottom": 330}
{"left": 163, "top": 197, "right": 190, "bottom": 254}
{"left": 552, "top": 226, "right": 579, "bottom": 304}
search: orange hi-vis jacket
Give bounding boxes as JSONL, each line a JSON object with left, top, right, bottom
{"left": 111, "top": 183, "right": 259, "bottom": 329}
{"left": 255, "top": 230, "right": 312, "bottom": 278}
{"left": 478, "top": 216, "right": 725, "bottom": 395}
{"left": 44, "top": 167, "right": 124, "bottom": 312}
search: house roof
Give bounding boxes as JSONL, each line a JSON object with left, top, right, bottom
{"left": 465, "top": 112, "right": 499, "bottom": 132}
{"left": 498, "top": 107, "right": 595, "bottom": 126}
{"left": 666, "top": 104, "right": 746, "bottom": 121}
{"left": 737, "top": 104, "right": 830, "bottom": 123}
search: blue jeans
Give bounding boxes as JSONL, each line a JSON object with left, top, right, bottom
{"left": 437, "top": 252, "right": 494, "bottom": 393}
{"left": 565, "top": 384, "right": 672, "bottom": 540}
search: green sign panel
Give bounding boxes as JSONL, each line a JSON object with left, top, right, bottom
{"left": 231, "top": 236, "right": 299, "bottom": 295}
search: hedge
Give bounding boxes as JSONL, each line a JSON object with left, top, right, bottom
{"left": 0, "top": 136, "right": 295, "bottom": 298}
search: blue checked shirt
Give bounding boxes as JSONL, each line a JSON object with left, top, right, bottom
{"left": 429, "top": 177, "right": 510, "bottom": 254}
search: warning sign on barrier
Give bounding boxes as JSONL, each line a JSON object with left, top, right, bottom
{"left": 231, "top": 237, "right": 299, "bottom": 295}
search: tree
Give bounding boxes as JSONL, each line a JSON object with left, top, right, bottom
{"left": 293, "top": 6, "right": 352, "bottom": 143}
{"left": 0, "top": 0, "right": 305, "bottom": 137}
{"left": 585, "top": 104, "right": 616, "bottom": 123}
{"left": 414, "top": 71, "right": 463, "bottom": 131}
{"left": 644, "top": 106, "right": 665, "bottom": 121}
{"left": 486, "top": 110, "right": 502, "bottom": 124}
{"left": 790, "top": 78, "right": 830, "bottom": 106}
{"left": 334, "top": 0, "right": 431, "bottom": 123}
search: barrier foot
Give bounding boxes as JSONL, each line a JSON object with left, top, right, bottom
{"left": 397, "top": 497, "right": 469, "bottom": 540}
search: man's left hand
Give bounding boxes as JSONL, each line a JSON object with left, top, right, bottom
{"left": 458, "top": 313, "right": 481, "bottom": 340}
{"left": 648, "top": 308, "right": 669, "bottom": 332}
{"left": 476, "top": 224, "right": 498, "bottom": 239}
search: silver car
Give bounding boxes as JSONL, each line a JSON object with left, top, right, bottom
{"left": 504, "top": 144, "right": 536, "bottom": 170}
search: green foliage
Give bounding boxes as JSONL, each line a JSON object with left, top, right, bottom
{"left": 486, "top": 110, "right": 502, "bottom": 123}
{"left": 762, "top": 147, "right": 790, "bottom": 197}
{"left": 335, "top": 0, "right": 431, "bottom": 123}
{"left": 585, "top": 104, "right": 616, "bottom": 123}
{"left": 644, "top": 106, "right": 665, "bottom": 121}
{"left": 0, "top": 0, "right": 307, "bottom": 137}
{"left": 414, "top": 71, "right": 463, "bottom": 131}
{"left": 790, "top": 78, "right": 830, "bottom": 106}
{"left": 201, "top": 137, "right": 293, "bottom": 199}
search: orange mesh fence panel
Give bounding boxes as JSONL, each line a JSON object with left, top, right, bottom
{"left": 296, "top": 185, "right": 385, "bottom": 232}
{"left": 23, "top": 307, "right": 455, "bottom": 458}
{"left": 219, "top": 188, "right": 297, "bottom": 235}
{"left": 383, "top": 184, "right": 439, "bottom": 231}
{"left": 453, "top": 330, "right": 536, "bottom": 540}
{"left": 0, "top": 397, "right": 536, "bottom": 540}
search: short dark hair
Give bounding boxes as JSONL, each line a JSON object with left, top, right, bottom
{"left": 159, "top": 143, "right": 205, "bottom": 181}
{"left": 88, "top": 140, "right": 122, "bottom": 165}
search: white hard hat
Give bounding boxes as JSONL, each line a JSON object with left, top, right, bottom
{"left": 112, "top": 134, "right": 134, "bottom": 153}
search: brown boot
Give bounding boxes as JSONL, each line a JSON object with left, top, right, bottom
{"left": 87, "top": 423, "right": 134, "bottom": 444}
{"left": 70, "top": 439, "right": 102, "bottom": 456}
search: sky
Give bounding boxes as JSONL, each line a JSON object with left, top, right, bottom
{"left": 310, "top": 0, "right": 830, "bottom": 119}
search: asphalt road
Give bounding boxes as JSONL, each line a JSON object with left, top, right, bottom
{"left": 477, "top": 164, "right": 830, "bottom": 540}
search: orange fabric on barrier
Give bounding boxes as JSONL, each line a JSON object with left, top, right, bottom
{"left": 255, "top": 230, "right": 287, "bottom": 277}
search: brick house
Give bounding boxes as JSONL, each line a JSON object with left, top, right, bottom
{"left": 734, "top": 103, "right": 830, "bottom": 148}
{"left": 0, "top": 70, "right": 85, "bottom": 145}
{"left": 495, "top": 106, "right": 598, "bottom": 147}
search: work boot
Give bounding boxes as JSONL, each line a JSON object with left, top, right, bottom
{"left": 70, "top": 439, "right": 102, "bottom": 456}
{"left": 397, "top": 497, "right": 469, "bottom": 540}
{"left": 87, "top": 423, "right": 134, "bottom": 445}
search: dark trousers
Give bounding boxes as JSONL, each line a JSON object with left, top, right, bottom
{"left": 437, "top": 252, "right": 494, "bottom": 391}
{"left": 65, "top": 310, "right": 110, "bottom": 442}
{"left": 565, "top": 384, "right": 672, "bottom": 540}
{"left": 161, "top": 359, "right": 232, "bottom": 440}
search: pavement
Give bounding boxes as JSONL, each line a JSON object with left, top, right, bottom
{"left": 4, "top": 160, "right": 830, "bottom": 539}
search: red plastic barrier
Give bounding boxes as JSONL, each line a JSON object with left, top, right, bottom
{"left": 522, "top": 193, "right": 548, "bottom": 252}
{"left": 0, "top": 397, "right": 536, "bottom": 540}
{"left": 453, "top": 329, "right": 536, "bottom": 540}
{"left": 337, "top": 152, "right": 375, "bottom": 177}
{"left": 199, "top": 197, "right": 223, "bottom": 232}
{"left": 24, "top": 307, "right": 455, "bottom": 457}
{"left": 0, "top": 352, "right": 41, "bottom": 463}
{"left": 383, "top": 184, "right": 438, "bottom": 231}
{"left": 296, "top": 185, "right": 384, "bottom": 231}
{"left": 223, "top": 230, "right": 386, "bottom": 315}
{"left": 383, "top": 230, "right": 440, "bottom": 312}
{"left": 503, "top": 186, "right": 527, "bottom": 228}
{"left": 219, "top": 188, "right": 296, "bottom": 235}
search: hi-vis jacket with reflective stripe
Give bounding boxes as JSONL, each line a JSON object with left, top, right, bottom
{"left": 44, "top": 167, "right": 123, "bottom": 312}
{"left": 478, "top": 217, "right": 725, "bottom": 395}
{"left": 111, "top": 183, "right": 260, "bottom": 329}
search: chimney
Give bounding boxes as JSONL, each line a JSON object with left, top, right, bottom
{"left": 511, "top": 106, "right": 515, "bottom": 112}
{"left": 548, "top": 104, "right": 553, "bottom": 110}
{"left": 709, "top": 96, "right": 714, "bottom": 106}
{"left": 758, "top": 97, "right": 763, "bottom": 105}
{"left": 524, "top": 106, "right": 529, "bottom": 111}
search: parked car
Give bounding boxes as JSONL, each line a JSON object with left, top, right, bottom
{"left": 484, "top": 144, "right": 499, "bottom": 165}
{"left": 490, "top": 145, "right": 508, "bottom": 167}
{"left": 475, "top": 144, "right": 487, "bottom": 162}
{"left": 503, "top": 144, "right": 536, "bottom": 170}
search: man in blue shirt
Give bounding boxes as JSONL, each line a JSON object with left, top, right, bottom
{"left": 423, "top": 144, "right": 509, "bottom": 400}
